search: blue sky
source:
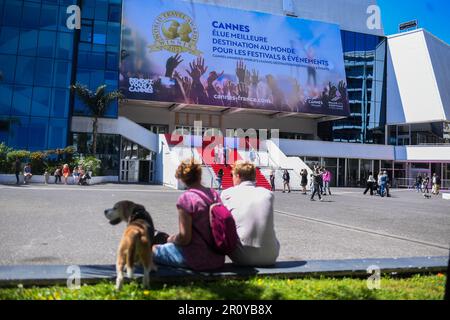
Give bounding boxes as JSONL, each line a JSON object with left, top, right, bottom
{"left": 378, "top": 0, "right": 450, "bottom": 44}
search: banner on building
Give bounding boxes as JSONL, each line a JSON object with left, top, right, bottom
{"left": 120, "top": 0, "right": 350, "bottom": 116}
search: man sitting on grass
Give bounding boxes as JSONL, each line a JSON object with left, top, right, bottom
{"left": 221, "top": 160, "right": 280, "bottom": 267}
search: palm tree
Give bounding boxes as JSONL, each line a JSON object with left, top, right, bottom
{"left": 71, "top": 83, "right": 125, "bottom": 154}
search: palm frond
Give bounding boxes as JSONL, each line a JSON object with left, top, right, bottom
{"left": 95, "top": 85, "right": 108, "bottom": 100}
{"left": 71, "top": 83, "right": 95, "bottom": 109}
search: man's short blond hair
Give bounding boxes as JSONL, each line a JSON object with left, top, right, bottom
{"left": 232, "top": 160, "right": 256, "bottom": 182}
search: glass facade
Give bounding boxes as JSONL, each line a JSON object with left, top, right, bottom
{"left": 0, "top": 0, "right": 122, "bottom": 151}
{"left": 72, "top": 132, "right": 120, "bottom": 175}
{"left": 319, "top": 30, "right": 387, "bottom": 145}
{"left": 0, "top": 0, "right": 76, "bottom": 150}
{"left": 387, "top": 122, "right": 450, "bottom": 146}
{"left": 73, "top": 0, "right": 122, "bottom": 118}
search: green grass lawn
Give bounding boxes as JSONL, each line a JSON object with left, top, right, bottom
{"left": 0, "top": 274, "right": 446, "bottom": 300}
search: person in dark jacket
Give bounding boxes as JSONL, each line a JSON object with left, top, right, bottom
{"left": 217, "top": 168, "right": 224, "bottom": 191}
{"left": 14, "top": 158, "right": 21, "bottom": 185}
{"left": 310, "top": 169, "right": 323, "bottom": 201}
{"left": 269, "top": 170, "right": 276, "bottom": 191}
{"left": 282, "top": 170, "right": 291, "bottom": 193}
{"left": 300, "top": 169, "right": 308, "bottom": 195}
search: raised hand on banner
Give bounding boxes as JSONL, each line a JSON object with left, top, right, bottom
{"left": 238, "top": 83, "right": 249, "bottom": 98}
{"left": 186, "top": 57, "right": 208, "bottom": 82}
{"left": 338, "top": 81, "right": 347, "bottom": 97}
{"left": 251, "top": 69, "right": 260, "bottom": 87}
{"left": 328, "top": 82, "right": 338, "bottom": 100}
{"left": 207, "top": 70, "right": 224, "bottom": 86}
{"left": 236, "top": 60, "right": 247, "bottom": 84}
{"left": 165, "top": 54, "right": 183, "bottom": 78}
{"left": 245, "top": 70, "right": 252, "bottom": 86}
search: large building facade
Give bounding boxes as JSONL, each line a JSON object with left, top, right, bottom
{"left": 1, "top": 0, "right": 449, "bottom": 187}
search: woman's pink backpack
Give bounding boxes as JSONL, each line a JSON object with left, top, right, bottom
{"left": 190, "top": 189, "right": 239, "bottom": 255}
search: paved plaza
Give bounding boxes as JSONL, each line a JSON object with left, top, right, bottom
{"left": 0, "top": 184, "right": 449, "bottom": 266}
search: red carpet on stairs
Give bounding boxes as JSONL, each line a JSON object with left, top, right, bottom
{"left": 205, "top": 147, "right": 271, "bottom": 191}
{"left": 164, "top": 135, "right": 271, "bottom": 190}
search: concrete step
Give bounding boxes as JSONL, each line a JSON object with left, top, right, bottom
{"left": 0, "top": 256, "right": 447, "bottom": 288}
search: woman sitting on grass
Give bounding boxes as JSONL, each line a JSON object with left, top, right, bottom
{"left": 152, "top": 159, "right": 225, "bottom": 271}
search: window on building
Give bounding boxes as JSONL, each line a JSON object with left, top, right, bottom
{"left": 22, "top": 1, "right": 41, "bottom": 29}
{"left": 8, "top": 116, "right": 29, "bottom": 149}
{"left": 11, "top": 86, "right": 32, "bottom": 116}
{"left": 0, "top": 27, "right": 20, "bottom": 55}
{"left": 80, "top": 19, "right": 94, "bottom": 43}
{"left": 40, "top": 5, "right": 59, "bottom": 30}
{"left": 2, "top": 0, "right": 23, "bottom": 27}
{"left": 0, "top": 84, "right": 13, "bottom": 115}
{"left": 0, "top": 54, "right": 16, "bottom": 83}
{"left": 28, "top": 117, "right": 49, "bottom": 151}
{"left": 51, "top": 89, "right": 70, "bottom": 118}
{"left": 31, "top": 87, "right": 52, "bottom": 117}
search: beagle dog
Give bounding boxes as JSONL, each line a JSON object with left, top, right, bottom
{"left": 104, "top": 201, "right": 158, "bottom": 290}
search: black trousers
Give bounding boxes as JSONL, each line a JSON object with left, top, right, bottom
{"left": 311, "top": 184, "right": 322, "bottom": 200}
{"left": 364, "top": 182, "right": 374, "bottom": 195}
{"left": 15, "top": 171, "right": 20, "bottom": 184}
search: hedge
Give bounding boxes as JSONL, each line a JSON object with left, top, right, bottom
{"left": 0, "top": 143, "right": 101, "bottom": 176}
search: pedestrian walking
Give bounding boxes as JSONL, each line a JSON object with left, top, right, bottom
{"left": 364, "top": 172, "right": 376, "bottom": 196}
{"left": 415, "top": 174, "right": 423, "bottom": 193}
{"left": 300, "top": 169, "right": 308, "bottom": 195}
{"left": 423, "top": 174, "right": 430, "bottom": 194}
{"left": 318, "top": 167, "right": 324, "bottom": 195}
{"left": 432, "top": 173, "right": 441, "bottom": 195}
{"left": 379, "top": 171, "right": 388, "bottom": 197}
{"left": 217, "top": 168, "right": 224, "bottom": 191}
{"left": 282, "top": 169, "right": 291, "bottom": 193}
{"left": 310, "top": 169, "right": 323, "bottom": 201}
{"left": 322, "top": 168, "right": 332, "bottom": 196}
{"left": 269, "top": 170, "right": 276, "bottom": 192}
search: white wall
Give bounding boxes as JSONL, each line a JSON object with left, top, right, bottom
{"left": 395, "top": 146, "right": 450, "bottom": 162}
{"left": 181, "top": 0, "right": 384, "bottom": 36}
{"left": 387, "top": 29, "right": 448, "bottom": 125}
{"left": 71, "top": 116, "right": 159, "bottom": 153}
{"left": 280, "top": 139, "right": 450, "bottom": 162}
{"left": 279, "top": 139, "right": 394, "bottom": 160}
{"left": 424, "top": 32, "right": 450, "bottom": 120}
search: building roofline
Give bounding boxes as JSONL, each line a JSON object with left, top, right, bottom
{"left": 387, "top": 28, "right": 449, "bottom": 47}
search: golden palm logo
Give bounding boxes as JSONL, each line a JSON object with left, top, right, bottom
{"left": 149, "top": 11, "right": 202, "bottom": 56}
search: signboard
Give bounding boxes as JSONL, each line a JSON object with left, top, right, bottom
{"left": 120, "top": 0, "right": 350, "bottom": 116}
{"left": 399, "top": 20, "right": 418, "bottom": 32}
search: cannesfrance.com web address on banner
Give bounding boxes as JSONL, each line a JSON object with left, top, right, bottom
{"left": 212, "top": 54, "right": 330, "bottom": 70}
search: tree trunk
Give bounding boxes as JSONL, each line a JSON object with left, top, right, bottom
{"left": 92, "top": 117, "right": 98, "bottom": 155}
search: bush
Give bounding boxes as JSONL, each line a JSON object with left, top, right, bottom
{"left": 0, "top": 143, "right": 12, "bottom": 173}
{"left": 30, "top": 152, "right": 47, "bottom": 175}
{"left": 77, "top": 156, "right": 102, "bottom": 176}
{"left": 4, "top": 150, "right": 31, "bottom": 174}
{"left": 0, "top": 145, "right": 102, "bottom": 176}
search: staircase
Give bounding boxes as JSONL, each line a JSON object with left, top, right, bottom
{"left": 204, "top": 146, "right": 271, "bottom": 191}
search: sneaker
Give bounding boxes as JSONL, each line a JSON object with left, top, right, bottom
{"left": 319, "top": 198, "right": 324, "bottom": 202}
{"left": 310, "top": 198, "right": 315, "bottom": 201}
